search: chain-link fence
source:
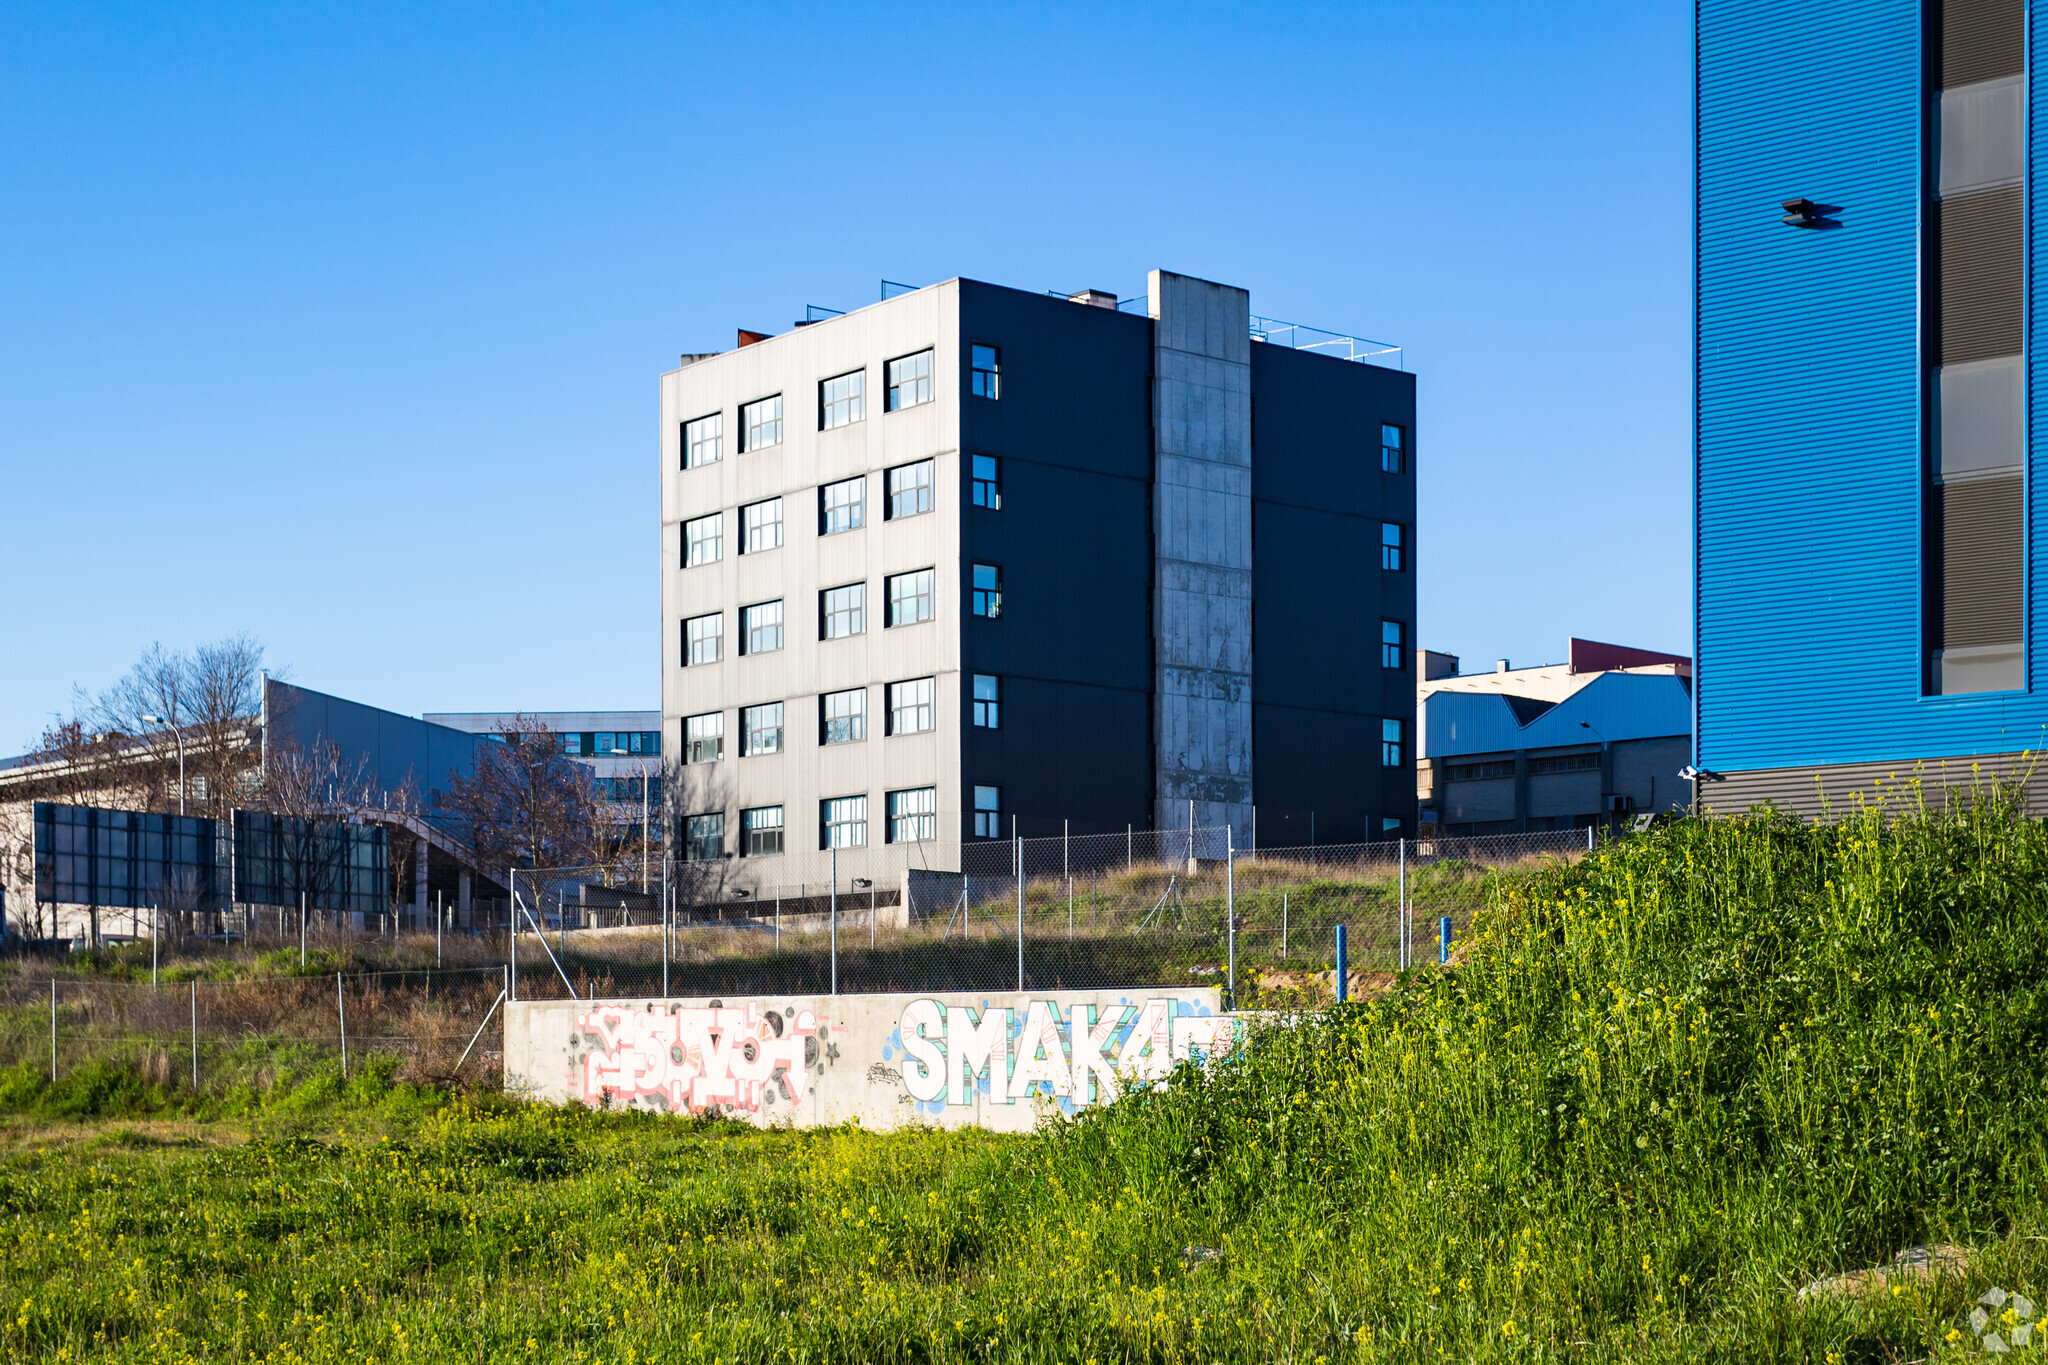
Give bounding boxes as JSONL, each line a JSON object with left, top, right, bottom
{"left": 506, "top": 827, "right": 1597, "bottom": 1008}
{"left": 0, "top": 966, "right": 509, "bottom": 1092}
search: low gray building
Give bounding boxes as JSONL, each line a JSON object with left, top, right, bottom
{"left": 1417, "top": 639, "right": 1693, "bottom": 836}
{"left": 662, "top": 268, "right": 1417, "bottom": 881}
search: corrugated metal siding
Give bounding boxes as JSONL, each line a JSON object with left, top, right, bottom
{"left": 1697, "top": 0, "right": 2048, "bottom": 772}
{"left": 1938, "top": 473, "right": 2026, "bottom": 643}
{"left": 1945, "top": 0, "right": 2026, "bottom": 86}
{"left": 1710, "top": 748, "right": 2048, "bottom": 816}
{"left": 1935, "top": 185, "right": 2025, "bottom": 361}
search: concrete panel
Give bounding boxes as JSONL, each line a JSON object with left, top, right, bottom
{"left": 504, "top": 987, "right": 1232, "bottom": 1131}
{"left": 1440, "top": 778, "right": 1516, "bottom": 825}
{"left": 1150, "top": 270, "right": 1254, "bottom": 838}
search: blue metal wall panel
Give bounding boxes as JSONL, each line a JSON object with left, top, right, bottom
{"left": 1697, "top": 0, "right": 2048, "bottom": 770}
{"left": 1424, "top": 675, "right": 1696, "bottom": 758}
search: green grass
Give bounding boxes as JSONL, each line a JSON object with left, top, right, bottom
{"left": 6, "top": 796, "right": 2048, "bottom": 1359}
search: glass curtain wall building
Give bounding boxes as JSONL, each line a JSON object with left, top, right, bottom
{"left": 1696, "top": 0, "right": 2048, "bottom": 810}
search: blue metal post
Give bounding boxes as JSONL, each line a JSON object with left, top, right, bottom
{"left": 1439, "top": 916, "right": 1453, "bottom": 965}
{"left": 1334, "top": 924, "right": 1348, "bottom": 1002}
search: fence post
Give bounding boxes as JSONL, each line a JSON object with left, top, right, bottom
{"left": 1587, "top": 825, "right": 1596, "bottom": 854}
{"left": 152, "top": 904, "right": 159, "bottom": 987}
{"left": 189, "top": 979, "right": 198, "bottom": 1089}
{"left": 1126, "top": 825, "right": 1132, "bottom": 873}
{"left": 1397, "top": 839, "right": 1408, "bottom": 971}
{"left": 662, "top": 883, "right": 670, "bottom": 999}
{"left": 49, "top": 980, "right": 56, "bottom": 1084}
{"left": 829, "top": 846, "right": 839, "bottom": 997}
{"left": 1335, "top": 925, "right": 1348, "bottom": 1003}
{"left": 436, "top": 890, "right": 444, "bottom": 968}
{"left": 1225, "top": 826, "right": 1236, "bottom": 1009}
{"left": 1282, "top": 890, "right": 1289, "bottom": 958}
{"left": 336, "top": 972, "right": 347, "bottom": 1079}
{"left": 775, "top": 884, "right": 782, "bottom": 953}
{"left": 1440, "top": 916, "right": 1453, "bottom": 965}
{"left": 1015, "top": 833, "right": 1025, "bottom": 993}
{"left": 300, "top": 892, "right": 307, "bottom": 968}
{"left": 508, "top": 873, "right": 518, "bottom": 1003}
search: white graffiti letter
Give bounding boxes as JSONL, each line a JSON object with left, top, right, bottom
{"left": 946, "top": 1004, "right": 1012, "bottom": 1106}
{"left": 1008, "top": 999, "right": 1072, "bottom": 1100}
{"left": 899, "top": 999, "right": 946, "bottom": 1103}
{"left": 1069, "top": 1003, "right": 1133, "bottom": 1104}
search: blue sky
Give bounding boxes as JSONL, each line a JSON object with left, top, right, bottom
{"left": 0, "top": 2, "right": 1692, "bottom": 752}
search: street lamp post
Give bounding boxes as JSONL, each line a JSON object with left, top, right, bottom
{"left": 610, "top": 747, "right": 652, "bottom": 897}
{"left": 141, "top": 711, "right": 186, "bottom": 816}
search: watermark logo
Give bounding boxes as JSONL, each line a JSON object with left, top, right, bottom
{"left": 1965, "top": 1288, "right": 2035, "bottom": 1353}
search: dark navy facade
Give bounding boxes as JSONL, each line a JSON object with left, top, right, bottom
{"left": 1696, "top": 0, "right": 2048, "bottom": 808}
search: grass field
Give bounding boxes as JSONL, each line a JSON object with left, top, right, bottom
{"left": 6, "top": 795, "right": 2048, "bottom": 1360}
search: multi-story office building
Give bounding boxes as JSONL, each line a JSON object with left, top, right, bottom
{"left": 1697, "top": 0, "right": 2048, "bottom": 811}
{"left": 661, "top": 269, "right": 1416, "bottom": 879}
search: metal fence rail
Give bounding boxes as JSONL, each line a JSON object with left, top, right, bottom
{"left": 504, "top": 827, "right": 1594, "bottom": 1007}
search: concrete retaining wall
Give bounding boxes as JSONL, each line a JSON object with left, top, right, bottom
{"left": 504, "top": 988, "right": 1233, "bottom": 1132}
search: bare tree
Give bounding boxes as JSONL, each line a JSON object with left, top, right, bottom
{"left": 438, "top": 718, "right": 595, "bottom": 882}
{"left": 85, "top": 635, "right": 266, "bottom": 821}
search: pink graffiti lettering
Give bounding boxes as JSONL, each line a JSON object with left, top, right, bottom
{"left": 577, "top": 1003, "right": 817, "bottom": 1114}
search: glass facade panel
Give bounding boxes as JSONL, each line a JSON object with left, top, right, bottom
{"left": 822, "top": 795, "right": 867, "bottom": 849}
{"left": 684, "top": 412, "right": 722, "bottom": 468}
{"left": 888, "top": 677, "right": 935, "bottom": 734}
{"left": 684, "top": 613, "right": 722, "bottom": 665}
{"left": 742, "top": 805, "right": 784, "bottom": 857}
{"left": 887, "top": 460, "right": 934, "bottom": 518}
{"left": 820, "top": 583, "right": 865, "bottom": 639}
{"left": 971, "top": 454, "right": 1002, "bottom": 509}
{"left": 743, "top": 600, "right": 784, "bottom": 655}
{"left": 886, "top": 350, "right": 933, "bottom": 410}
{"left": 741, "top": 498, "right": 783, "bottom": 553}
{"left": 684, "top": 512, "right": 722, "bottom": 567}
{"left": 887, "top": 568, "right": 934, "bottom": 626}
{"left": 821, "top": 688, "right": 866, "bottom": 744}
{"left": 973, "top": 785, "right": 1001, "bottom": 839}
{"left": 819, "top": 370, "right": 865, "bottom": 429}
{"left": 684, "top": 812, "right": 724, "bottom": 862}
{"left": 972, "top": 563, "right": 1002, "bottom": 618}
{"left": 684, "top": 712, "right": 724, "bottom": 764}
{"left": 970, "top": 344, "right": 1000, "bottom": 399}
{"left": 742, "top": 702, "right": 784, "bottom": 756}
{"left": 888, "top": 787, "right": 936, "bottom": 843}
{"left": 741, "top": 395, "right": 783, "bottom": 451}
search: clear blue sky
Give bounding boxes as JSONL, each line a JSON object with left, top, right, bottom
{"left": 0, "top": 2, "right": 1692, "bottom": 753}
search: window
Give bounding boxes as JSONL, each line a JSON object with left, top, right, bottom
{"left": 559, "top": 732, "right": 583, "bottom": 756}
{"left": 888, "top": 787, "right": 937, "bottom": 843}
{"left": 684, "top": 512, "right": 722, "bottom": 567}
{"left": 1381, "top": 620, "right": 1405, "bottom": 669}
{"left": 887, "top": 460, "right": 934, "bottom": 519}
{"left": 684, "top": 812, "right": 724, "bottom": 862}
{"left": 820, "top": 582, "right": 865, "bottom": 639}
{"left": 821, "top": 688, "right": 866, "bottom": 744}
{"left": 971, "top": 454, "right": 1002, "bottom": 509}
{"left": 741, "top": 497, "right": 783, "bottom": 552}
{"left": 888, "top": 677, "right": 935, "bottom": 734}
{"left": 1445, "top": 759, "right": 1515, "bottom": 781}
{"left": 742, "top": 600, "right": 784, "bottom": 655}
{"left": 887, "top": 568, "right": 935, "bottom": 626}
{"left": 972, "top": 674, "right": 1000, "bottom": 728}
{"left": 629, "top": 730, "right": 660, "bottom": 755}
{"left": 822, "top": 795, "right": 867, "bottom": 849}
{"left": 819, "top": 370, "right": 865, "bottom": 429}
{"left": 1530, "top": 752, "right": 1603, "bottom": 776}
{"left": 684, "top": 712, "right": 724, "bottom": 764}
{"left": 1381, "top": 423, "right": 1406, "bottom": 474}
{"left": 820, "top": 477, "right": 865, "bottom": 535}
{"left": 741, "top": 805, "right": 784, "bottom": 857}
{"left": 971, "top": 344, "right": 1000, "bottom": 399}
{"left": 972, "top": 563, "right": 1002, "bottom": 618}
{"left": 684, "top": 613, "right": 722, "bottom": 665}
{"left": 1382, "top": 817, "right": 1404, "bottom": 835}
{"left": 886, "top": 350, "right": 933, "bottom": 410}
{"left": 740, "top": 395, "right": 783, "bottom": 451}
{"left": 684, "top": 413, "right": 722, "bottom": 468}
{"left": 741, "top": 702, "right": 784, "bottom": 756}
{"left": 1381, "top": 522, "right": 1405, "bottom": 573}
{"left": 1382, "top": 718, "right": 1404, "bottom": 767}
{"left": 595, "top": 732, "right": 620, "bottom": 756}
{"left": 973, "top": 785, "right": 1001, "bottom": 839}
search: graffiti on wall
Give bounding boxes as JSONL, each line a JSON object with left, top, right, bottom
{"left": 888, "top": 997, "right": 1235, "bottom": 1110}
{"left": 572, "top": 1001, "right": 818, "bottom": 1114}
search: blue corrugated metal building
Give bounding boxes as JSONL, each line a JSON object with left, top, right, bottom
{"left": 1697, "top": 0, "right": 2048, "bottom": 810}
